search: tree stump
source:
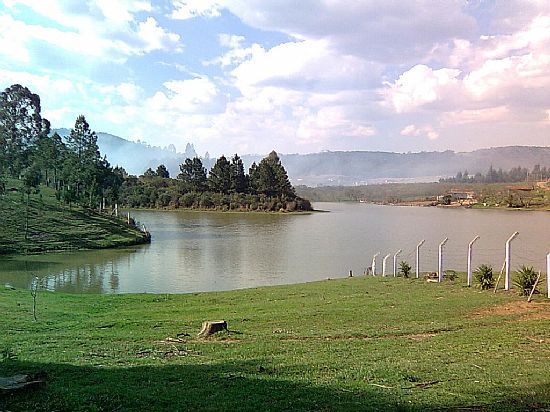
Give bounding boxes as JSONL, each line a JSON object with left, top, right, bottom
{"left": 198, "top": 320, "right": 228, "bottom": 337}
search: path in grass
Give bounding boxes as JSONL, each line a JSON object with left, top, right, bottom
{"left": 1, "top": 276, "right": 549, "bottom": 411}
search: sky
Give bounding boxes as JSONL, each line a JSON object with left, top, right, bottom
{"left": 0, "top": 0, "right": 549, "bottom": 156}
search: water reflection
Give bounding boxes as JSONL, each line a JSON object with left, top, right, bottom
{"left": 1, "top": 203, "right": 549, "bottom": 294}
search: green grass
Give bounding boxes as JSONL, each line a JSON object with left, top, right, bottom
{"left": 0, "top": 179, "right": 149, "bottom": 255}
{"left": 1, "top": 276, "right": 549, "bottom": 411}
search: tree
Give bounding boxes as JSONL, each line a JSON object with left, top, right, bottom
{"left": 0, "top": 84, "right": 43, "bottom": 177}
{"left": 208, "top": 155, "right": 231, "bottom": 193}
{"left": 230, "top": 154, "right": 248, "bottom": 193}
{"left": 251, "top": 151, "right": 295, "bottom": 198}
{"left": 156, "top": 164, "right": 170, "bottom": 178}
{"left": 143, "top": 168, "right": 157, "bottom": 178}
{"left": 22, "top": 164, "right": 42, "bottom": 239}
{"left": 66, "top": 115, "right": 100, "bottom": 205}
{"left": 177, "top": 157, "right": 207, "bottom": 192}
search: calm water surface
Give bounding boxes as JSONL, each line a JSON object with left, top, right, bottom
{"left": 1, "top": 203, "right": 549, "bottom": 293}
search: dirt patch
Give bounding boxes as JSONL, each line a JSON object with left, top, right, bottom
{"left": 470, "top": 301, "right": 550, "bottom": 320}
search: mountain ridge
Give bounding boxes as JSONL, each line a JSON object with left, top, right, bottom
{"left": 53, "top": 129, "right": 550, "bottom": 186}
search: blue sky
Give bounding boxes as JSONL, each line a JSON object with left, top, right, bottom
{"left": 1, "top": 0, "right": 549, "bottom": 156}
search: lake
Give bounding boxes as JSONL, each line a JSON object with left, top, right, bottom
{"left": 1, "top": 203, "right": 549, "bottom": 294}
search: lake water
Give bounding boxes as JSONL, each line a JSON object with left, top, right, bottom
{"left": 1, "top": 203, "right": 549, "bottom": 294}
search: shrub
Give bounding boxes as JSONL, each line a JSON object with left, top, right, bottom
{"left": 474, "top": 264, "right": 494, "bottom": 290}
{"left": 445, "top": 270, "right": 458, "bottom": 281}
{"left": 398, "top": 261, "right": 412, "bottom": 278}
{"left": 513, "top": 265, "right": 538, "bottom": 296}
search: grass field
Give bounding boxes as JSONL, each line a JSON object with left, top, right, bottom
{"left": 0, "top": 179, "right": 149, "bottom": 255}
{"left": 1, "top": 276, "right": 549, "bottom": 411}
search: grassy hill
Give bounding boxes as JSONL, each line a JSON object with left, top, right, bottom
{"left": 0, "top": 179, "right": 150, "bottom": 255}
{"left": 1, "top": 276, "right": 549, "bottom": 411}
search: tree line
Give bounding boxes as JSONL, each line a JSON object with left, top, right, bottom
{"left": 0, "top": 84, "right": 311, "bottom": 213}
{"left": 440, "top": 164, "right": 550, "bottom": 184}
{"left": 120, "top": 151, "right": 312, "bottom": 212}
{"left": 0, "top": 84, "right": 124, "bottom": 208}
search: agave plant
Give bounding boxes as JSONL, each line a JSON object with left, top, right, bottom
{"left": 513, "top": 265, "right": 538, "bottom": 296}
{"left": 474, "top": 264, "right": 494, "bottom": 290}
{"left": 398, "top": 261, "right": 412, "bottom": 278}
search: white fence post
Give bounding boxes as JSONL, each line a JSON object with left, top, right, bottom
{"left": 438, "top": 237, "right": 448, "bottom": 283}
{"left": 382, "top": 254, "right": 391, "bottom": 277}
{"left": 372, "top": 252, "right": 380, "bottom": 276}
{"left": 416, "top": 240, "right": 425, "bottom": 279}
{"left": 467, "top": 235, "right": 480, "bottom": 287}
{"left": 393, "top": 249, "right": 402, "bottom": 277}
{"left": 547, "top": 253, "right": 550, "bottom": 299}
{"left": 505, "top": 232, "right": 519, "bottom": 291}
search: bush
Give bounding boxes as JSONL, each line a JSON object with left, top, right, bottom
{"left": 513, "top": 265, "right": 538, "bottom": 296}
{"left": 474, "top": 264, "right": 494, "bottom": 290}
{"left": 398, "top": 261, "right": 411, "bottom": 278}
{"left": 445, "top": 270, "right": 458, "bottom": 281}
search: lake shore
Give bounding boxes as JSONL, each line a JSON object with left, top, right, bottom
{"left": 1, "top": 276, "right": 549, "bottom": 411}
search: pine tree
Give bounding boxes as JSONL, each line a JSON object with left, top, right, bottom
{"left": 178, "top": 157, "right": 207, "bottom": 192}
{"left": 208, "top": 155, "right": 231, "bottom": 193}
{"left": 230, "top": 154, "right": 248, "bottom": 193}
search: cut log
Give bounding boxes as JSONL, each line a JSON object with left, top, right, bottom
{"left": 198, "top": 320, "right": 228, "bottom": 337}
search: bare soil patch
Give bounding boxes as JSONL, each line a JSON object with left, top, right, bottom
{"left": 470, "top": 300, "right": 550, "bottom": 320}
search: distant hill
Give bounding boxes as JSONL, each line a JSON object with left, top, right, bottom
{"left": 275, "top": 146, "right": 550, "bottom": 186}
{"left": 53, "top": 129, "right": 199, "bottom": 176}
{"left": 53, "top": 129, "right": 549, "bottom": 186}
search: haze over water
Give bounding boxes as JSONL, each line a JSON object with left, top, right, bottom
{"left": 1, "top": 203, "right": 549, "bottom": 294}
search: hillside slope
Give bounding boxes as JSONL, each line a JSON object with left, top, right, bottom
{"left": 0, "top": 180, "right": 150, "bottom": 255}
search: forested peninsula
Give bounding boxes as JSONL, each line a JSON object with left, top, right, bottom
{"left": 0, "top": 84, "right": 311, "bottom": 253}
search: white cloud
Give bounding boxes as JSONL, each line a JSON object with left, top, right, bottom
{"left": 1, "top": 1, "right": 181, "bottom": 65}
{"left": 401, "top": 124, "right": 439, "bottom": 140}
{"left": 385, "top": 65, "right": 461, "bottom": 113}
{"left": 170, "top": 0, "right": 221, "bottom": 20}
{"left": 137, "top": 17, "right": 181, "bottom": 53}
{"left": 441, "top": 106, "right": 510, "bottom": 125}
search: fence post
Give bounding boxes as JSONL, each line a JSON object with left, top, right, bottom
{"left": 547, "top": 253, "right": 550, "bottom": 299}
{"left": 505, "top": 231, "right": 519, "bottom": 291}
{"left": 438, "top": 237, "right": 448, "bottom": 283}
{"left": 416, "top": 240, "right": 425, "bottom": 279}
{"left": 372, "top": 252, "right": 380, "bottom": 276}
{"left": 393, "top": 249, "right": 402, "bottom": 277}
{"left": 382, "top": 254, "right": 391, "bottom": 277}
{"left": 467, "top": 235, "right": 480, "bottom": 287}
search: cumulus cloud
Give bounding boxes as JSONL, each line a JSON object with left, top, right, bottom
{"left": 1, "top": 0, "right": 181, "bottom": 64}
{"left": 170, "top": 0, "right": 221, "bottom": 20}
{"left": 384, "top": 65, "right": 461, "bottom": 113}
{"left": 400, "top": 124, "right": 439, "bottom": 140}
